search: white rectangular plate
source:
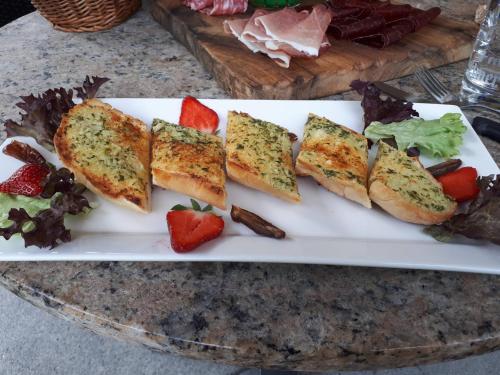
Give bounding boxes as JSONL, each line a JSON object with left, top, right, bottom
{"left": 1, "top": 99, "right": 499, "bottom": 274}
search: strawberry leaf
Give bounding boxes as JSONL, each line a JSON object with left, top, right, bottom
{"left": 191, "top": 199, "right": 202, "bottom": 211}
{"left": 171, "top": 204, "right": 188, "bottom": 211}
{"left": 202, "top": 204, "right": 213, "bottom": 212}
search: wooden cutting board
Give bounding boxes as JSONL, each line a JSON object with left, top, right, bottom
{"left": 151, "top": 0, "right": 478, "bottom": 99}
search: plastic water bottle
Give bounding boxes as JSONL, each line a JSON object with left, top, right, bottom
{"left": 461, "top": 0, "right": 500, "bottom": 104}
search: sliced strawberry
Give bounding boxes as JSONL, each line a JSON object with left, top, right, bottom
{"left": 179, "top": 96, "right": 219, "bottom": 134}
{"left": 437, "top": 166, "right": 480, "bottom": 203}
{"left": 0, "top": 164, "right": 50, "bottom": 197}
{"left": 167, "top": 200, "right": 224, "bottom": 253}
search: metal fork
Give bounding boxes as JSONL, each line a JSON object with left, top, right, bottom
{"left": 414, "top": 67, "right": 500, "bottom": 116}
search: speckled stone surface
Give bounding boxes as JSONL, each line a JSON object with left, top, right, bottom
{"left": 1, "top": 1, "right": 500, "bottom": 372}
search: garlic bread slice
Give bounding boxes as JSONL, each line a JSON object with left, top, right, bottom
{"left": 296, "top": 113, "right": 371, "bottom": 208}
{"left": 54, "top": 99, "right": 151, "bottom": 213}
{"left": 369, "top": 142, "right": 457, "bottom": 225}
{"left": 225, "top": 111, "right": 300, "bottom": 203}
{"left": 151, "top": 119, "right": 226, "bottom": 210}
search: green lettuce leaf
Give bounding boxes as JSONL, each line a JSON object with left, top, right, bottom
{"left": 0, "top": 166, "right": 92, "bottom": 249}
{"left": 0, "top": 193, "right": 52, "bottom": 228}
{"left": 364, "top": 113, "right": 467, "bottom": 158}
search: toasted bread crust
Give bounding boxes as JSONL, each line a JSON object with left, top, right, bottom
{"left": 368, "top": 142, "right": 456, "bottom": 225}
{"left": 369, "top": 180, "right": 455, "bottom": 224}
{"left": 225, "top": 111, "right": 300, "bottom": 203}
{"left": 151, "top": 119, "right": 226, "bottom": 210}
{"left": 296, "top": 114, "right": 371, "bottom": 207}
{"left": 152, "top": 169, "right": 226, "bottom": 209}
{"left": 54, "top": 99, "right": 151, "bottom": 213}
{"left": 296, "top": 158, "right": 371, "bottom": 208}
{"left": 227, "top": 160, "right": 300, "bottom": 203}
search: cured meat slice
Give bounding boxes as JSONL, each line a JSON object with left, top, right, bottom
{"left": 329, "top": 14, "right": 385, "bottom": 39}
{"left": 223, "top": 16, "right": 291, "bottom": 68}
{"left": 242, "top": 9, "right": 273, "bottom": 42}
{"left": 255, "top": 4, "right": 332, "bottom": 57}
{"left": 263, "top": 35, "right": 330, "bottom": 57}
{"left": 374, "top": 4, "right": 413, "bottom": 21}
{"left": 201, "top": 0, "right": 247, "bottom": 16}
{"left": 327, "top": 0, "right": 441, "bottom": 48}
{"left": 184, "top": 0, "right": 212, "bottom": 11}
{"left": 224, "top": 5, "right": 332, "bottom": 67}
{"left": 330, "top": 7, "right": 363, "bottom": 19}
{"left": 389, "top": 7, "right": 441, "bottom": 32}
{"left": 353, "top": 23, "right": 410, "bottom": 48}
{"left": 354, "top": 7, "right": 440, "bottom": 48}
{"left": 223, "top": 18, "right": 249, "bottom": 41}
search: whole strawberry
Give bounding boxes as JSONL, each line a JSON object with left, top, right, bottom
{"left": 0, "top": 164, "right": 50, "bottom": 197}
{"left": 167, "top": 199, "right": 224, "bottom": 253}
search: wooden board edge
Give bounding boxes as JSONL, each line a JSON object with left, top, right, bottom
{"left": 151, "top": 1, "right": 476, "bottom": 99}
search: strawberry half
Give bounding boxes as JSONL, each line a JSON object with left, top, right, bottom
{"left": 179, "top": 96, "right": 219, "bottom": 134}
{"left": 167, "top": 199, "right": 224, "bottom": 253}
{"left": 0, "top": 164, "right": 50, "bottom": 197}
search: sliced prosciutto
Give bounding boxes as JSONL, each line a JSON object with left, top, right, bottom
{"left": 241, "top": 9, "right": 273, "bottom": 43}
{"left": 254, "top": 5, "right": 332, "bottom": 57}
{"left": 223, "top": 6, "right": 332, "bottom": 68}
{"left": 223, "top": 12, "right": 291, "bottom": 68}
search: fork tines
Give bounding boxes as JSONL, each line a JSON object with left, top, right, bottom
{"left": 415, "top": 67, "right": 454, "bottom": 103}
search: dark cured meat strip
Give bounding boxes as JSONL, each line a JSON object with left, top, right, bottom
{"left": 373, "top": 4, "right": 413, "bottom": 21}
{"left": 330, "top": 6, "right": 364, "bottom": 19}
{"left": 331, "top": 0, "right": 387, "bottom": 9}
{"left": 389, "top": 7, "right": 441, "bottom": 32}
{"left": 352, "top": 7, "right": 440, "bottom": 47}
{"left": 353, "top": 23, "right": 412, "bottom": 47}
{"left": 329, "top": 14, "right": 385, "bottom": 39}
{"left": 327, "top": 0, "right": 441, "bottom": 47}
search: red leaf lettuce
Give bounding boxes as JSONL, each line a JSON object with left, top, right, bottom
{"left": 4, "top": 76, "right": 109, "bottom": 151}
{"left": 425, "top": 174, "right": 500, "bottom": 245}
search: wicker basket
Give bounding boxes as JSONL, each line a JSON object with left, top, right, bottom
{"left": 31, "top": 0, "right": 141, "bottom": 32}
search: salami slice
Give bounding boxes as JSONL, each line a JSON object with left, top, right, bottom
{"left": 184, "top": 0, "right": 212, "bottom": 11}
{"left": 201, "top": 0, "right": 247, "bottom": 16}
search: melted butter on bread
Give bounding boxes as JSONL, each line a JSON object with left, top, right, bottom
{"left": 225, "top": 111, "right": 300, "bottom": 203}
{"left": 151, "top": 119, "right": 226, "bottom": 209}
{"left": 54, "top": 99, "right": 151, "bottom": 213}
{"left": 296, "top": 113, "right": 370, "bottom": 207}
{"left": 369, "top": 142, "right": 456, "bottom": 224}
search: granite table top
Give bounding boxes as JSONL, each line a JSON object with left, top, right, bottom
{"left": 1, "top": 0, "right": 500, "bottom": 372}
